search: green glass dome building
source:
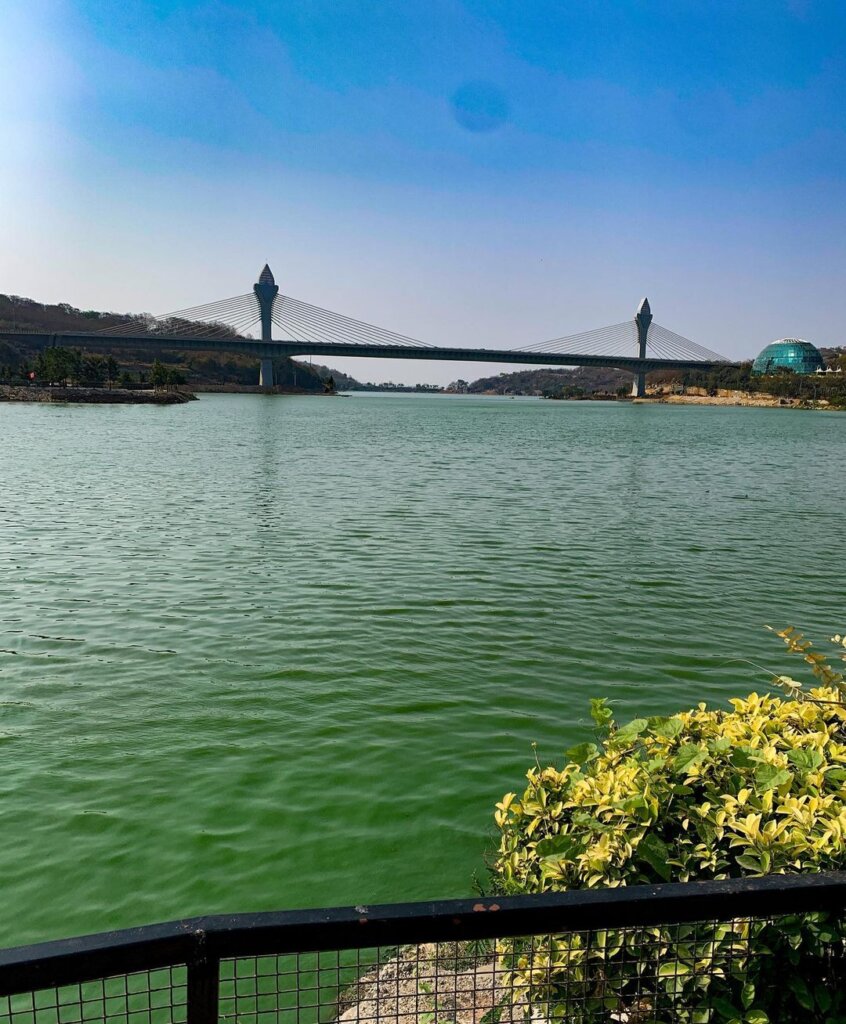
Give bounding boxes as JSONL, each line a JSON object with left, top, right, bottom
{"left": 752, "top": 339, "right": 825, "bottom": 375}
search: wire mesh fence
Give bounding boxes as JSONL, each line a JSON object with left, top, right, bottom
{"left": 1, "top": 875, "right": 845, "bottom": 1024}
{"left": 217, "top": 919, "right": 846, "bottom": 1024}
{"left": 0, "top": 968, "right": 188, "bottom": 1024}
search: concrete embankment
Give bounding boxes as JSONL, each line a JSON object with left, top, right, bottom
{"left": 0, "top": 386, "right": 196, "bottom": 404}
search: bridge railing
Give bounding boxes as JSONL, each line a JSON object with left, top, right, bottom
{"left": 1, "top": 873, "right": 844, "bottom": 1024}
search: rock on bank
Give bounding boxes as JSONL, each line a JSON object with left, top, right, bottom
{"left": 0, "top": 386, "right": 196, "bottom": 405}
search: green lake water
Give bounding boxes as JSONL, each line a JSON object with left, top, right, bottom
{"left": 0, "top": 393, "right": 843, "bottom": 945}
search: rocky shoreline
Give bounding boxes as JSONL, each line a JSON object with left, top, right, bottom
{"left": 641, "top": 393, "right": 833, "bottom": 408}
{"left": 0, "top": 385, "right": 196, "bottom": 405}
{"left": 640, "top": 384, "right": 840, "bottom": 408}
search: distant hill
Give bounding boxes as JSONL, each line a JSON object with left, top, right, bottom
{"left": 821, "top": 346, "right": 846, "bottom": 368}
{"left": 0, "top": 294, "right": 332, "bottom": 391}
{"left": 462, "top": 365, "right": 633, "bottom": 396}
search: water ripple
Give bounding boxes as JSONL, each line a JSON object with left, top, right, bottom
{"left": 0, "top": 394, "right": 843, "bottom": 944}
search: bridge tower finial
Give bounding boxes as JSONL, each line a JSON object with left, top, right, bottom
{"left": 254, "top": 264, "right": 279, "bottom": 388}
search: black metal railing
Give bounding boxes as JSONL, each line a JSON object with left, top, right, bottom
{"left": 1, "top": 873, "right": 845, "bottom": 1024}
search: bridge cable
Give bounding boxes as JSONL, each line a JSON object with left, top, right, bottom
{"left": 149, "top": 293, "right": 259, "bottom": 324}
{"left": 95, "top": 293, "right": 261, "bottom": 338}
{"left": 646, "top": 334, "right": 692, "bottom": 361}
{"left": 516, "top": 318, "right": 727, "bottom": 363}
{"left": 516, "top": 321, "right": 638, "bottom": 356}
{"left": 271, "top": 300, "right": 361, "bottom": 348}
{"left": 272, "top": 293, "right": 433, "bottom": 349}
{"left": 514, "top": 321, "right": 632, "bottom": 352}
{"left": 648, "top": 323, "right": 727, "bottom": 362}
{"left": 273, "top": 299, "right": 387, "bottom": 348}
{"left": 272, "top": 303, "right": 399, "bottom": 349}
{"left": 158, "top": 297, "right": 262, "bottom": 338}
{"left": 273, "top": 296, "right": 429, "bottom": 348}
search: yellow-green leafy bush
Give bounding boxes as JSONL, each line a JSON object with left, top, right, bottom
{"left": 492, "top": 630, "right": 846, "bottom": 1022}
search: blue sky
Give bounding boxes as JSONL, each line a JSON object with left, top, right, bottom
{"left": 3, "top": 0, "right": 846, "bottom": 383}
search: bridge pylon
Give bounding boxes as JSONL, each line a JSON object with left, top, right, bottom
{"left": 631, "top": 297, "right": 652, "bottom": 397}
{"left": 254, "top": 264, "right": 278, "bottom": 388}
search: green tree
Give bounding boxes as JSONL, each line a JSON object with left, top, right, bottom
{"left": 105, "top": 355, "right": 120, "bottom": 388}
{"left": 34, "top": 346, "right": 81, "bottom": 385}
{"left": 33, "top": 349, "right": 51, "bottom": 383}
{"left": 149, "top": 359, "right": 169, "bottom": 390}
{"left": 79, "top": 355, "right": 106, "bottom": 386}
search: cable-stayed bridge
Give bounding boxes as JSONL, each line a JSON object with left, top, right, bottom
{"left": 1, "top": 265, "right": 730, "bottom": 396}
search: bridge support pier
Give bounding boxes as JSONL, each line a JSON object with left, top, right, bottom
{"left": 631, "top": 371, "right": 646, "bottom": 398}
{"left": 630, "top": 298, "right": 652, "bottom": 399}
{"left": 259, "top": 358, "right": 274, "bottom": 389}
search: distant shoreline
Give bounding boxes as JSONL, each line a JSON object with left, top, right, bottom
{"left": 193, "top": 384, "right": 338, "bottom": 396}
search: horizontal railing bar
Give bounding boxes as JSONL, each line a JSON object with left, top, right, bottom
{"left": 1, "top": 872, "right": 845, "bottom": 997}
{"left": 0, "top": 924, "right": 197, "bottom": 998}
{"left": 202, "top": 872, "right": 846, "bottom": 958}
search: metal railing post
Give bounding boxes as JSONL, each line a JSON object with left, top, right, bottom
{"left": 187, "top": 933, "right": 219, "bottom": 1024}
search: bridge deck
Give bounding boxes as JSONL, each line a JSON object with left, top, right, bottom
{"left": 0, "top": 332, "right": 726, "bottom": 373}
